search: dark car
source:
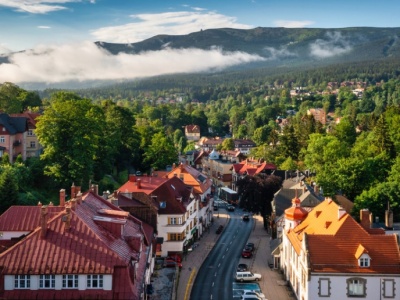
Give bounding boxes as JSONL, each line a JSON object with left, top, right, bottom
{"left": 242, "top": 214, "right": 250, "bottom": 221}
{"left": 214, "top": 205, "right": 219, "bottom": 211}
{"left": 242, "top": 248, "right": 253, "bottom": 258}
{"left": 246, "top": 242, "right": 255, "bottom": 252}
{"left": 164, "top": 260, "right": 182, "bottom": 268}
{"left": 227, "top": 205, "right": 235, "bottom": 211}
{"left": 237, "top": 263, "right": 249, "bottom": 272}
{"left": 216, "top": 225, "right": 224, "bottom": 234}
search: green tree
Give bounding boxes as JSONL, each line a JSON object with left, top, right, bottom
{"left": 0, "top": 167, "right": 19, "bottom": 213}
{"left": 236, "top": 174, "right": 282, "bottom": 228}
{"left": 279, "top": 124, "right": 300, "bottom": 160}
{"left": 35, "top": 93, "right": 104, "bottom": 187}
{"left": 143, "top": 132, "right": 178, "bottom": 170}
{"left": 221, "top": 138, "right": 235, "bottom": 151}
{"left": 330, "top": 116, "right": 357, "bottom": 146}
{"left": 280, "top": 157, "right": 298, "bottom": 171}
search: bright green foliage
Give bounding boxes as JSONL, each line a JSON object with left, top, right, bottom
{"left": 35, "top": 94, "right": 104, "bottom": 186}
{"left": 143, "top": 132, "right": 178, "bottom": 170}
{"left": 221, "top": 138, "right": 235, "bottom": 151}
{"left": 280, "top": 157, "right": 298, "bottom": 171}
{"left": 279, "top": 124, "right": 300, "bottom": 160}
{"left": 330, "top": 116, "right": 357, "bottom": 146}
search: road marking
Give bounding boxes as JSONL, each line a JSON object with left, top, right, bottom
{"left": 212, "top": 282, "right": 214, "bottom": 287}
{"left": 214, "top": 272, "right": 217, "bottom": 277}
{"left": 218, "top": 263, "right": 220, "bottom": 268}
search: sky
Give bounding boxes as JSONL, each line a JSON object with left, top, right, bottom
{"left": 0, "top": 0, "right": 399, "bottom": 87}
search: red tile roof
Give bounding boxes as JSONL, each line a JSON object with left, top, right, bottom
{"left": 118, "top": 175, "right": 167, "bottom": 195}
{"left": 0, "top": 192, "right": 149, "bottom": 299}
{"left": 286, "top": 199, "right": 400, "bottom": 274}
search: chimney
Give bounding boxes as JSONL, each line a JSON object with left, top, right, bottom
{"left": 71, "top": 198, "right": 77, "bottom": 210}
{"left": 385, "top": 207, "right": 393, "bottom": 229}
{"left": 77, "top": 192, "right": 82, "bottom": 204}
{"left": 64, "top": 206, "right": 71, "bottom": 231}
{"left": 338, "top": 206, "right": 346, "bottom": 220}
{"left": 113, "top": 190, "right": 119, "bottom": 198}
{"left": 94, "top": 184, "right": 99, "bottom": 195}
{"left": 37, "top": 201, "right": 42, "bottom": 207}
{"left": 129, "top": 174, "right": 137, "bottom": 182}
{"left": 360, "top": 209, "right": 371, "bottom": 228}
{"left": 59, "top": 189, "right": 66, "bottom": 207}
{"left": 71, "top": 183, "right": 76, "bottom": 199}
{"left": 137, "top": 179, "right": 141, "bottom": 189}
{"left": 40, "top": 206, "right": 48, "bottom": 239}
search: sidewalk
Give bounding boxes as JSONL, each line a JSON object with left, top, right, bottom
{"left": 175, "top": 211, "right": 230, "bottom": 300}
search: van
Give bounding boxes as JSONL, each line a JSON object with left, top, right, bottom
{"left": 235, "top": 271, "right": 262, "bottom": 282}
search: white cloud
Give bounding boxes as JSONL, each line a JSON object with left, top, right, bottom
{"left": 309, "top": 31, "right": 352, "bottom": 58}
{"left": 91, "top": 11, "right": 254, "bottom": 43}
{"left": 274, "top": 20, "right": 314, "bottom": 28}
{"left": 263, "top": 46, "right": 297, "bottom": 59}
{"left": 0, "top": 42, "right": 265, "bottom": 84}
{"left": 38, "top": 26, "right": 51, "bottom": 29}
{"left": 0, "top": 0, "right": 88, "bottom": 14}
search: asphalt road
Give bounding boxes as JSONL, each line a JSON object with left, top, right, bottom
{"left": 190, "top": 210, "right": 253, "bottom": 300}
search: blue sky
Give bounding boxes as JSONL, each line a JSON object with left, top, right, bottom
{"left": 0, "top": 0, "right": 399, "bottom": 86}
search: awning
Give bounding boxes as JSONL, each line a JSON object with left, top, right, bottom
{"left": 191, "top": 227, "right": 197, "bottom": 235}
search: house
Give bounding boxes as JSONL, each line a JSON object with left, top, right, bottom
{"left": 232, "top": 158, "right": 277, "bottom": 191}
{"left": 0, "top": 113, "right": 28, "bottom": 162}
{"left": 184, "top": 125, "right": 201, "bottom": 141}
{"left": 117, "top": 173, "right": 203, "bottom": 257}
{"left": 233, "top": 139, "right": 256, "bottom": 154}
{"left": 307, "top": 108, "right": 326, "bottom": 125}
{"left": 10, "top": 112, "right": 42, "bottom": 159}
{"left": 281, "top": 198, "right": 400, "bottom": 300}
{"left": 201, "top": 149, "right": 243, "bottom": 188}
{"left": 0, "top": 187, "right": 153, "bottom": 300}
{"left": 166, "top": 163, "right": 214, "bottom": 240}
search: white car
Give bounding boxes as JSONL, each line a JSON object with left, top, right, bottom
{"left": 242, "top": 290, "right": 266, "bottom": 299}
{"left": 241, "top": 295, "right": 265, "bottom": 300}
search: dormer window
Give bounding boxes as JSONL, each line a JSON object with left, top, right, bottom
{"left": 359, "top": 257, "right": 370, "bottom": 267}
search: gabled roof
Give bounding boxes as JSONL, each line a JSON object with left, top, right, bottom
{"left": 0, "top": 113, "right": 28, "bottom": 134}
{"left": 185, "top": 124, "right": 200, "bottom": 133}
{"left": 0, "top": 192, "right": 149, "bottom": 299}
{"left": 10, "top": 112, "right": 40, "bottom": 128}
{"left": 286, "top": 199, "right": 400, "bottom": 274}
{"left": 232, "top": 160, "right": 277, "bottom": 176}
{"left": 118, "top": 175, "right": 167, "bottom": 195}
{"left": 166, "top": 163, "right": 212, "bottom": 194}
{"left": 0, "top": 205, "right": 63, "bottom": 231}
{"left": 152, "top": 176, "right": 192, "bottom": 214}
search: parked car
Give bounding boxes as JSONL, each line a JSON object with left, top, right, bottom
{"left": 164, "top": 259, "right": 182, "bottom": 268}
{"left": 227, "top": 205, "right": 235, "bottom": 211}
{"left": 246, "top": 242, "right": 255, "bottom": 252}
{"left": 216, "top": 225, "right": 224, "bottom": 234}
{"left": 241, "top": 296, "right": 264, "bottom": 300}
{"left": 214, "top": 205, "right": 219, "bottom": 211}
{"left": 242, "top": 214, "right": 250, "bottom": 221}
{"left": 242, "top": 290, "right": 266, "bottom": 299}
{"left": 235, "top": 271, "right": 262, "bottom": 282}
{"left": 166, "top": 254, "right": 182, "bottom": 263}
{"left": 242, "top": 248, "right": 253, "bottom": 258}
{"left": 237, "top": 263, "right": 249, "bottom": 272}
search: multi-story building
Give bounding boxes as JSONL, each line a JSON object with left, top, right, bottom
{"left": 11, "top": 112, "right": 42, "bottom": 158}
{"left": 0, "top": 113, "right": 28, "bottom": 162}
{"left": 166, "top": 163, "right": 214, "bottom": 239}
{"left": 118, "top": 173, "right": 207, "bottom": 257}
{"left": 281, "top": 197, "right": 400, "bottom": 300}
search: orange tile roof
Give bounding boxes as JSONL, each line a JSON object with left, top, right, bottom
{"left": 286, "top": 199, "right": 400, "bottom": 274}
{"left": 166, "top": 163, "right": 212, "bottom": 194}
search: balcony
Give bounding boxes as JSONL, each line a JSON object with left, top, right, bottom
{"left": 13, "top": 140, "right": 21, "bottom": 147}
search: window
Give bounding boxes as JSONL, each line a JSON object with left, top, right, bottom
{"left": 40, "top": 274, "right": 56, "bottom": 289}
{"left": 30, "top": 141, "right": 36, "bottom": 148}
{"left": 0, "top": 136, "right": 4, "bottom": 143}
{"left": 347, "top": 278, "right": 366, "bottom": 297}
{"left": 15, "top": 275, "right": 30, "bottom": 289}
{"left": 27, "top": 129, "right": 34, "bottom": 136}
{"left": 170, "top": 217, "right": 176, "bottom": 225}
{"left": 383, "top": 279, "right": 395, "bottom": 298}
{"left": 318, "top": 278, "right": 331, "bottom": 297}
{"left": 63, "top": 274, "right": 79, "bottom": 288}
{"left": 359, "top": 257, "right": 370, "bottom": 267}
{"left": 87, "top": 275, "right": 103, "bottom": 288}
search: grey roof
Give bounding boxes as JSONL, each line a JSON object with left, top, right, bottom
{"left": 0, "top": 114, "right": 28, "bottom": 134}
